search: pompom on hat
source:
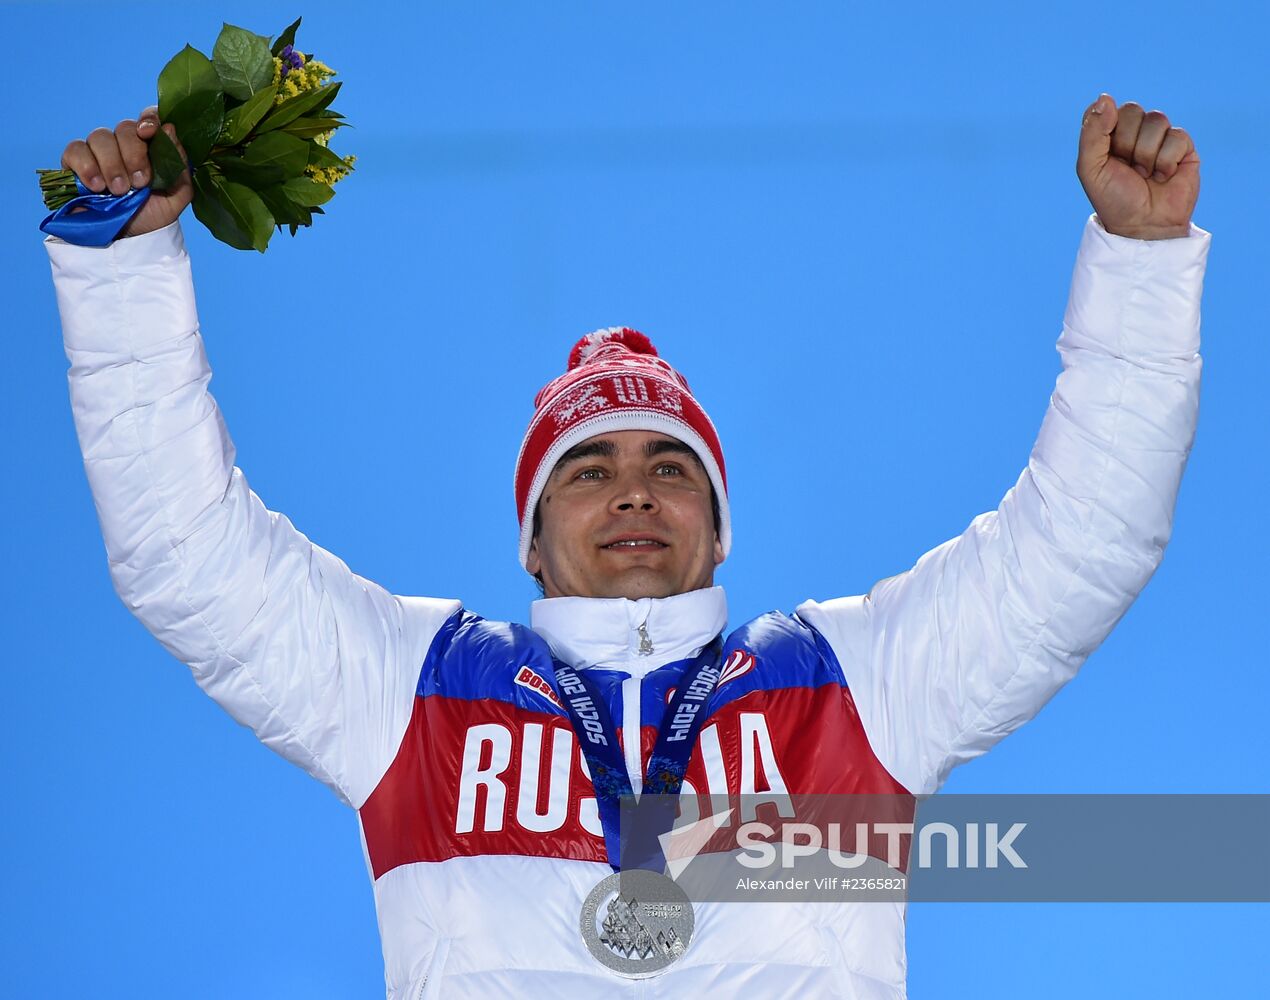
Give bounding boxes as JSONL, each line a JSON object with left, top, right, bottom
{"left": 514, "top": 327, "right": 730, "bottom": 570}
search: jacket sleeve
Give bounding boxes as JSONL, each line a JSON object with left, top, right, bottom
{"left": 797, "top": 213, "right": 1211, "bottom": 796}
{"left": 48, "top": 221, "right": 460, "bottom": 809}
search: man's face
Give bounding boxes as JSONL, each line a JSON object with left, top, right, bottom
{"left": 526, "top": 430, "right": 725, "bottom": 600}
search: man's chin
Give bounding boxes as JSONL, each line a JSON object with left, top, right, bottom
{"left": 585, "top": 569, "right": 711, "bottom": 601}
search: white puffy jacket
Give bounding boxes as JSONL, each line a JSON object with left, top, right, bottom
{"left": 48, "top": 213, "right": 1209, "bottom": 998}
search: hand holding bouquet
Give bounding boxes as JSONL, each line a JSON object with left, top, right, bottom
{"left": 38, "top": 17, "right": 353, "bottom": 251}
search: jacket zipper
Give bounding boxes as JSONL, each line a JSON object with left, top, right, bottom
{"left": 625, "top": 615, "right": 652, "bottom": 794}
{"left": 416, "top": 938, "right": 451, "bottom": 1000}
{"left": 621, "top": 675, "right": 643, "bottom": 796}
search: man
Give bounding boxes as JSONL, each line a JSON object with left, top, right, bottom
{"left": 49, "top": 93, "right": 1207, "bottom": 998}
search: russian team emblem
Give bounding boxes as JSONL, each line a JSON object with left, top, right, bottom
{"left": 717, "top": 650, "right": 756, "bottom": 686}
{"left": 666, "top": 649, "right": 756, "bottom": 704}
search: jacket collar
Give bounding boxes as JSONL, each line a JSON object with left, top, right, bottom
{"left": 530, "top": 586, "right": 727, "bottom": 679}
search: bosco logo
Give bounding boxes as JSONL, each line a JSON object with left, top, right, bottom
{"left": 515, "top": 665, "right": 564, "bottom": 709}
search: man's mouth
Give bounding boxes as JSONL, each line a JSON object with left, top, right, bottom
{"left": 602, "top": 538, "right": 668, "bottom": 549}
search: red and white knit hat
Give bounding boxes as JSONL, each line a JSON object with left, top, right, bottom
{"left": 514, "top": 327, "right": 730, "bottom": 570}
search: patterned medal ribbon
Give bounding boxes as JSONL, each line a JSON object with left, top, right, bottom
{"left": 552, "top": 636, "right": 723, "bottom": 872}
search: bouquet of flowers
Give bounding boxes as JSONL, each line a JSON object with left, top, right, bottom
{"left": 37, "top": 17, "right": 353, "bottom": 251}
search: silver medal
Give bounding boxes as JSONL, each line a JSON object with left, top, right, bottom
{"left": 580, "top": 869, "right": 695, "bottom": 978}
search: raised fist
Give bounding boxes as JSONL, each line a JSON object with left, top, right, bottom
{"left": 60, "top": 106, "right": 193, "bottom": 239}
{"left": 1076, "top": 93, "right": 1200, "bottom": 240}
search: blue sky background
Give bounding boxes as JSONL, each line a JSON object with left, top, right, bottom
{"left": 3, "top": 2, "right": 1267, "bottom": 996}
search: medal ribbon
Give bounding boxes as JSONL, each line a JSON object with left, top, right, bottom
{"left": 40, "top": 178, "right": 153, "bottom": 247}
{"left": 553, "top": 637, "right": 723, "bottom": 872}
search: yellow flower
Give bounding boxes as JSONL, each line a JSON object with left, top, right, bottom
{"left": 303, "top": 154, "right": 356, "bottom": 187}
{"left": 271, "top": 54, "right": 338, "bottom": 105}
{"left": 305, "top": 59, "right": 336, "bottom": 87}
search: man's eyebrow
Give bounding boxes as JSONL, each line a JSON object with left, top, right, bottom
{"left": 556, "top": 439, "right": 617, "bottom": 468}
{"left": 647, "top": 438, "right": 706, "bottom": 471}
{"left": 552, "top": 437, "right": 703, "bottom": 478}
{"left": 646, "top": 438, "right": 699, "bottom": 462}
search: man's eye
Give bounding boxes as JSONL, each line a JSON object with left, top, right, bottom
{"left": 655, "top": 463, "right": 683, "bottom": 476}
{"left": 576, "top": 468, "right": 605, "bottom": 481}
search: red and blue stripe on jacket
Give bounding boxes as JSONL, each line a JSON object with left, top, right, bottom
{"left": 360, "top": 611, "right": 911, "bottom": 878}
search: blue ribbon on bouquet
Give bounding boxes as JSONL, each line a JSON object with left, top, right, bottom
{"left": 39, "top": 179, "right": 153, "bottom": 247}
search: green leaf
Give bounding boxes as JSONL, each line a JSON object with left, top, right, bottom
{"left": 271, "top": 17, "right": 302, "bottom": 57}
{"left": 213, "top": 23, "right": 274, "bottom": 101}
{"left": 258, "top": 184, "right": 313, "bottom": 227}
{"left": 292, "top": 201, "right": 323, "bottom": 235}
{"left": 147, "top": 127, "right": 186, "bottom": 190}
{"left": 191, "top": 167, "right": 253, "bottom": 250}
{"left": 306, "top": 143, "right": 348, "bottom": 171}
{"left": 310, "top": 81, "right": 342, "bottom": 115}
{"left": 243, "top": 130, "right": 310, "bottom": 175}
{"left": 282, "top": 176, "right": 335, "bottom": 207}
{"left": 210, "top": 152, "right": 278, "bottom": 188}
{"left": 158, "top": 45, "right": 221, "bottom": 121}
{"left": 214, "top": 130, "right": 310, "bottom": 186}
{"left": 164, "top": 89, "right": 225, "bottom": 167}
{"left": 218, "top": 84, "right": 278, "bottom": 145}
{"left": 258, "top": 82, "right": 341, "bottom": 132}
{"left": 216, "top": 174, "right": 275, "bottom": 252}
{"left": 280, "top": 117, "right": 345, "bottom": 140}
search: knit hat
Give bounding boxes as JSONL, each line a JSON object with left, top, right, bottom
{"left": 514, "top": 327, "right": 730, "bottom": 570}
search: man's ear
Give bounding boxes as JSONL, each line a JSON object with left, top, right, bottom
{"left": 526, "top": 537, "right": 541, "bottom": 577}
{"left": 713, "top": 533, "right": 725, "bottom": 567}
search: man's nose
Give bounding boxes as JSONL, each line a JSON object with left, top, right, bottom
{"left": 609, "top": 471, "right": 660, "bottom": 514}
